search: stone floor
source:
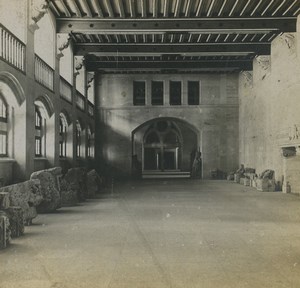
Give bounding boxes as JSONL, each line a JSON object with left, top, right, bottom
{"left": 1, "top": 179, "right": 300, "bottom": 288}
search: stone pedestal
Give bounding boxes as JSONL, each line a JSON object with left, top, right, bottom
{"left": 256, "top": 179, "right": 276, "bottom": 192}
{"left": 283, "top": 153, "right": 300, "bottom": 194}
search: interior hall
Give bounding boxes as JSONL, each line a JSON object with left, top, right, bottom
{"left": 1, "top": 0, "right": 300, "bottom": 287}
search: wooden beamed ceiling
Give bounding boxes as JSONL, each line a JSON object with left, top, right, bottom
{"left": 48, "top": 0, "right": 300, "bottom": 73}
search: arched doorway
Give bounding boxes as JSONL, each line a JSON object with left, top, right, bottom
{"left": 143, "top": 120, "right": 182, "bottom": 171}
{"left": 132, "top": 117, "right": 200, "bottom": 178}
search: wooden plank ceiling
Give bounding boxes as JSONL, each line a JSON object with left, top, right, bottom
{"left": 48, "top": 0, "right": 300, "bottom": 73}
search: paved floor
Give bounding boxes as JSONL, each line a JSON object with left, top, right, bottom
{"left": 1, "top": 180, "right": 300, "bottom": 288}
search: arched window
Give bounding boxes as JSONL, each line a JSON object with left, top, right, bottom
{"left": 145, "top": 131, "right": 160, "bottom": 144}
{"left": 75, "top": 120, "right": 82, "bottom": 158}
{"left": 35, "top": 105, "right": 43, "bottom": 157}
{"left": 0, "top": 96, "right": 8, "bottom": 157}
{"left": 143, "top": 120, "right": 182, "bottom": 171}
{"left": 59, "top": 114, "right": 68, "bottom": 158}
{"left": 87, "top": 126, "right": 95, "bottom": 158}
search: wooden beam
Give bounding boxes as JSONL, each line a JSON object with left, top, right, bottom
{"left": 56, "top": 17, "right": 297, "bottom": 34}
{"left": 85, "top": 59, "right": 253, "bottom": 70}
{"left": 74, "top": 42, "right": 271, "bottom": 55}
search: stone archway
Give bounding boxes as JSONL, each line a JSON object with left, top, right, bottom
{"left": 132, "top": 117, "right": 200, "bottom": 178}
{"left": 143, "top": 120, "right": 182, "bottom": 171}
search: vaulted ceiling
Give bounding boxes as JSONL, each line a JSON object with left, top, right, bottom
{"left": 48, "top": 0, "right": 300, "bottom": 73}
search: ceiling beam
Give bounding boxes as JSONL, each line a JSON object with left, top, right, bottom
{"left": 85, "top": 59, "right": 253, "bottom": 70}
{"left": 74, "top": 42, "right": 271, "bottom": 55}
{"left": 56, "top": 17, "right": 297, "bottom": 34}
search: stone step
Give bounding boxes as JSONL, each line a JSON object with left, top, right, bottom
{"left": 142, "top": 171, "right": 191, "bottom": 179}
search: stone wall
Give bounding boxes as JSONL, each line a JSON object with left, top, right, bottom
{"left": 239, "top": 32, "right": 300, "bottom": 186}
{"left": 95, "top": 73, "right": 239, "bottom": 179}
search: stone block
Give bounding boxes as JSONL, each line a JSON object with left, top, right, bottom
{"left": 256, "top": 179, "right": 276, "bottom": 192}
{"left": 0, "top": 192, "right": 10, "bottom": 209}
{"left": 256, "top": 170, "right": 275, "bottom": 192}
{"left": 239, "top": 177, "right": 245, "bottom": 185}
{"left": 234, "top": 174, "right": 241, "bottom": 183}
{"left": 87, "top": 169, "right": 101, "bottom": 198}
{"left": 0, "top": 180, "right": 43, "bottom": 225}
{"left": 4, "top": 207, "right": 24, "bottom": 238}
{"left": 250, "top": 179, "right": 257, "bottom": 188}
{"left": 60, "top": 178, "right": 78, "bottom": 206}
{"left": 31, "top": 170, "right": 61, "bottom": 213}
{"left": 0, "top": 213, "right": 10, "bottom": 249}
{"left": 243, "top": 178, "right": 250, "bottom": 186}
{"left": 61, "top": 167, "right": 88, "bottom": 206}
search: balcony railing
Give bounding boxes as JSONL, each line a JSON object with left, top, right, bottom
{"left": 76, "top": 91, "right": 85, "bottom": 111}
{"left": 60, "top": 76, "right": 72, "bottom": 103}
{"left": 87, "top": 101, "right": 94, "bottom": 117}
{"left": 0, "top": 24, "right": 25, "bottom": 72}
{"left": 34, "top": 54, "right": 54, "bottom": 91}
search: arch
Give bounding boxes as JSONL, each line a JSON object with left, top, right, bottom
{"left": 60, "top": 109, "right": 71, "bottom": 126}
{"left": 59, "top": 113, "right": 68, "bottom": 131}
{"left": 0, "top": 71, "right": 25, "bottom": 106}
{"left": 132, "top": 116, "right": 200, "bottom": 138}
{"left": 35, "top": 94, "right": 54, "bottom": 118}
{"left": 144, "top": 130, "right": 160, "bottom": 144}
{"left": 132, "top": 117, "right": 200, "bottom": 174}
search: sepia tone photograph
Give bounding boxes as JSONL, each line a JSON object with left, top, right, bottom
{"left": 1, "top": 0, "right": 300, "bottom": 287}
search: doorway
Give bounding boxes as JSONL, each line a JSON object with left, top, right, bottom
{"left": 132, "top": 117, "right": 200, "bottom": 177}
{"left": 143, "top": 120, "right": 181, "bottom": 171}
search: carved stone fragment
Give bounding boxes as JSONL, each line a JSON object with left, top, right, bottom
{"left": 4, "top": 207, "right": 24, "bottom": 238}
{"left": 0, "top": 213, "right": 10, "bottom": 249}
{"left": 30, "top": 170, "right": 61, "bottom": 213}
{"left": 61, "top": 167, "right": 88, "bottom": 206}
{"left": 87, "top": 169, "right": 101, "bottom": 198}
{"left": 0, "top": 180, "right": 43, "bottom": 225}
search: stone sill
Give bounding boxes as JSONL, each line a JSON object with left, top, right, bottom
{"left": 0, "top": 158, "right": 16, "bottom": 163}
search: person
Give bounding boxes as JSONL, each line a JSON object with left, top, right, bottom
{"left": 191, "top": 150, "right": 202, "bottom": 179}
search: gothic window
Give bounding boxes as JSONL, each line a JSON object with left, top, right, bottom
{"left": 145, "top": 131, "right": 160, "bottom": 144}
{"left": 35, "top": 106, "right": 42, "bottom": 157}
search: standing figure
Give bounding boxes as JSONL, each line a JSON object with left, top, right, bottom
{"left": 191, "top": 150, "right": 202, "bottom": 179}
